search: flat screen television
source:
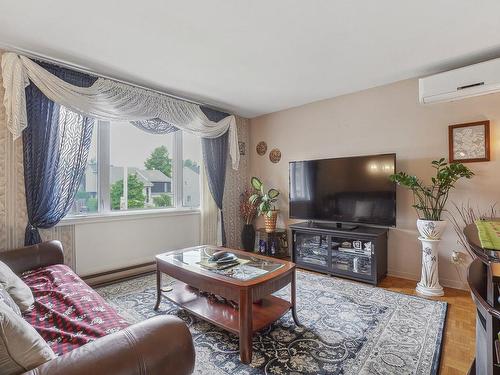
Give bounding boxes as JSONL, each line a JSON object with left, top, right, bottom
{"left": 289, "top": 153, "right": 396, "bottom": 227}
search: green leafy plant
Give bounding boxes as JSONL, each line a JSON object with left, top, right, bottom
{"left": 110, "top": 174, "right": 146, "bottom": 210}
{"left": 249, "top": 177, "right": 279, "bottom": 218}
{"left": 389, "top": 158, "right": 474, "bottom": 221}
{"left": 144, "top": 145, "right": 172, "bottom": 177}
{"left": 153, "top": 193, "right": 172, "bottom": 208}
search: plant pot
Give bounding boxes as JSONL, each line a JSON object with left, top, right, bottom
{"left": 264, "top": 210, "right": 279, "bottom": 233}
{"left": 415, "top": 219, "right": 446, "bottom": 297}
{"left": 241, "top": 224, "right": 256, "bottom": 251}
{"left": 416, "top": 219, "right": 447, "bottom": 240}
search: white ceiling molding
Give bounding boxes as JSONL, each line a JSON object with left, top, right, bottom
{"left": 1, "top": 1, "right": 500, "bottom": 118}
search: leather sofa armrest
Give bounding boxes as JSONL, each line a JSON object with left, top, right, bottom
{"left": 23, "top": 315, "right": 195, "bottom": 375}
{"left": 0, "top": 240, "right": 64, "bottom": 275}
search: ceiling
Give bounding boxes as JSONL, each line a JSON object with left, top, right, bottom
{"left": 1, "top": 1, "right": 500, "bottom": 118}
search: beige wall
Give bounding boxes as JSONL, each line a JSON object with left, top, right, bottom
{"left": 250, "top": 78, "right": 500, "bottom": 289}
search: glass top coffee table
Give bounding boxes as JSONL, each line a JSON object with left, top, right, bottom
{"left": 162, "top": 246, "right": 285, "bottom": 280}
{"left": 154, "top": 245, "right": 300, "bottom": 364}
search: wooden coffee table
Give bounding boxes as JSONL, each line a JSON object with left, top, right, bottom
{"left": 154, "top": 245, "right": 300, "bottom": 364}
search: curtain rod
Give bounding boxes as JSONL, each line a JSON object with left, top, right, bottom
{"left": 0, "top": 42, "right": 227, "bottom": 112}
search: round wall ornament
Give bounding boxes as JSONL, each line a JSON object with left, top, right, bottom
{"left": 269, "top": 148, "right": 281, "bottom": 163}
{"left": 256, "top": 141, "right": 267, "bottom": 156}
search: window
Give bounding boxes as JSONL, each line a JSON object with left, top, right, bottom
{"left": 110, "top": 121, "right": 175, "bottom": 211}
{"left": 182, "top": 132, "right": 201, "bottom": 208}
{"left": 151, "top": 182, "right": 167, "bottom": 194}
{"left": 69, "top": 121, "right": 201, "bottom": 216}
{"left": 70, "top": 128, "right": 98, "bottom": 215}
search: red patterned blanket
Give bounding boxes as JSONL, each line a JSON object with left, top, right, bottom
{"left": 21, "top": 264, "right": 129, "bottom": 356}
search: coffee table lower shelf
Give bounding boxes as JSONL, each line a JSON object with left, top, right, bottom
{"left": 162, "top": 280, "right": 292, "bottom": 335}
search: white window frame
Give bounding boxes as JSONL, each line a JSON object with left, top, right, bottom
{"left": 173, "top": 127, "right": 184, "bottom": 208}
{"left": 62, "top": 121, "right": 201, "bottom": 224}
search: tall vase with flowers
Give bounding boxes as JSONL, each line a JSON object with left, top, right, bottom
{"left": 448, "top": 202, "right": 497, "bottom": 283}
{"left": 240, "top": 190, "right": 257, "bottom": 251}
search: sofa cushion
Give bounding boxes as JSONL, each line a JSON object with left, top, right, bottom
{"left": 0, "top": 300, "right": 56, "bottom": 374}
{"left": 0, "top": 261, "right": 34, "bottom": 312}
{"left": 0, "top": 289, "right": 21, "bottom": 316}
{"left": 21, "top": 264, "right": 129, "bottom": 356}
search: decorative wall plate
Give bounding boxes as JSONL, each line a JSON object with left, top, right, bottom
{"left": 256, "top": 141, "right": 267, "bottom": 156}
{"left": 269, "top": 148, "right": 281, "bottom": 163}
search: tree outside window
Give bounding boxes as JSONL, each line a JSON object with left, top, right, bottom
{"left": 110, "top": 174, "right": 146, "bottom": 210}
{"left": 144, "top": 146, "right": 172, "bottom": 177}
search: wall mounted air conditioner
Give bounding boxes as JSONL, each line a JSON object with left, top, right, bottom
{"left": 419, "top": 57, "right": 500, "bottom": 104}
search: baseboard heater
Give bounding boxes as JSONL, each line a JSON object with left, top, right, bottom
{"left": 82, "top": 261, "right": 155, "bottom": 287}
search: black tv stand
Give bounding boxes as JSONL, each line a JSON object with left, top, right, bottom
{"left": 290, "top": 221, "right": 388, "bottom": 285}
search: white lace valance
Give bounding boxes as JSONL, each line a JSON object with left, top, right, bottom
{"left": 1, "top": 52, "right": 239, "bottom": 169}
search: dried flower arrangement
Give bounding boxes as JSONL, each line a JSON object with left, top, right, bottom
{"left": 448, "top": 201, "right": 497, "bottom": 259}
{"left": 240, "top": 190, "right": 257, "bottom": 225}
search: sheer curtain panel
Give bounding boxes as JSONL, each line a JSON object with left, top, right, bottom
{"left": 201, "top": 107, "right": 230, "bottom": 246}
{"left": 23, "top": 62, "right": 96, "bottom": 245}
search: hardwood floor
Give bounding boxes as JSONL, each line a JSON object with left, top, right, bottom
{"left": 378, "top": 276, "right": 475, "bottom": 375}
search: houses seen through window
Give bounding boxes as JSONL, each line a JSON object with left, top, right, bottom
{"left": 70, "top": 120, "right": 201, "bottom": 216}
{"left": 110, "top": 122, "right": 175, "bottom": 210}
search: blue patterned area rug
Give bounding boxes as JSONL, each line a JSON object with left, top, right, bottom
{"left": 96, "top": 271, "right": 447, "bottom": 375}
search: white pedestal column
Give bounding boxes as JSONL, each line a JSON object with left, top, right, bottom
{"left": 416, "top": 237, "right": 444, "bottom": 297}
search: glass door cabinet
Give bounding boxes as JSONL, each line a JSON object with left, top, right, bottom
{"left": 290, "top": 222, "right": 388, "bottom": 285}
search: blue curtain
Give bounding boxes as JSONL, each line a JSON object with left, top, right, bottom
{"left": 201, "top": 107, "right": 229, "bottom": 246}
{"left": 131, "top": 118, "right": 179, "bottom": 134}
{"left": 23, "top": 62, "right": 97, "bottom": 245}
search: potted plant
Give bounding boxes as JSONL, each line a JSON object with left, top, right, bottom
{"left": 249, "top": 177, "right": 280, "bottom": 233}
{"left": 390, "top": 158, "right": 474, "bottom": 296}
{"left": 390, "top": 158, "right": 474, "bottom": 239}
{"left": 240, "top": 190, "right": 257, "bottom": 251}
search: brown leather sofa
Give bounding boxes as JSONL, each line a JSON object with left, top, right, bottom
{"left": 0, "top": 241, "right": 196, "bottom": 375}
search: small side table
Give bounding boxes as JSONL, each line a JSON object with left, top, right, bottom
{"left": 254, "top": 228, "right": 289, "bottom": 259}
